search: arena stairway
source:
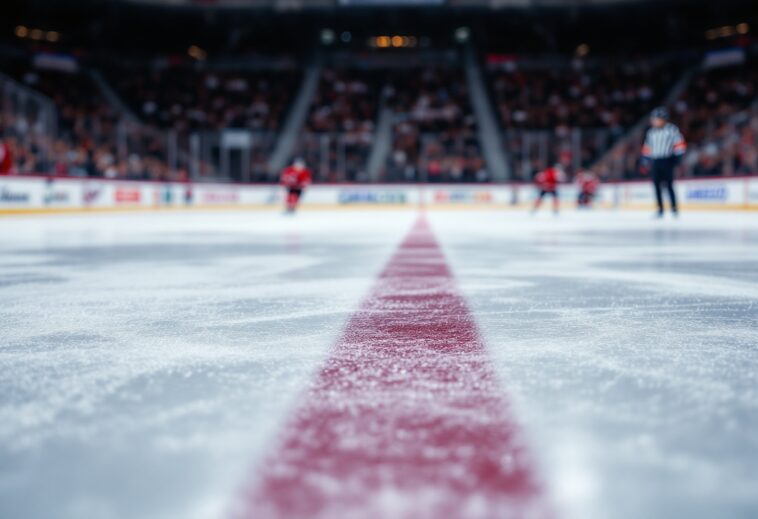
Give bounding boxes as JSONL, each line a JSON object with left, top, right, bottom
{"left": 267, "top": 57, "right": 323, "bottom": 174}
{"left": 464, "top": 47, "right": 511, "bottom": 181}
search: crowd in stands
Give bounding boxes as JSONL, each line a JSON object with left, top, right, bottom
{"left": 490, "top": 58, "right": 681, "bottom": 180}
{"left": 504, "top": 127, "right": 614, "bottom": 183}
{"left": 109, "top": 66, "right": 299, "bottom": 134}
{"left": 597, "top": 61, "right": 758, "bottom": 179}
{"left": 0, "top": 124, "right": 181, "bottom": 181}
{"left": 3, "top": 51, "right": 757, "bottom": 185}
{"left": 384, "top": 66, "right": 486, "bottom": 182}
{"left": 491, "top": 60, "right": 679, "bottom": 129}
{"left": 1, "top": 59, "right": 304, "bottom": 182}
{"left": 1, "top": 61, "right": 182, "bottom": 180}
{"left": 109, "top": 65, "right": 300, "bottom": 181}
{"left": 673, "top": 61, "right": 758, "bottom": 177}
{"left": 293, "top": 68, "right": 380, "bottom": 182}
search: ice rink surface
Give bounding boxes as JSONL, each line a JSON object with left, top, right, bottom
{"left": 0, "top": 208, "right": 757, "bottom": 519}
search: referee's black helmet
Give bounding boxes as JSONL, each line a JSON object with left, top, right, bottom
{"left": 651, "top": 107, "right": 669, "bottom": 120}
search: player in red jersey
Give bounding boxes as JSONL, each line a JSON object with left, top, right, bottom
{"left": 0, "top": 135, "right": 13, "bottom": 175}
{"left": 574, "top": 169, "right": 600, "bottom": 208}
{"left": 532, "top": 164, "right": 566, "bottom": 214}
{"left": 280, "top": 158, "right": 312, "bottom": 213}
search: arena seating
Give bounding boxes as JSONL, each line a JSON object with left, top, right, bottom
{"left": 489, "top": 58, "right": 682, "bottom": 180}
{"left": 1, "top": 59, "right": 173, "bottom": 180}
{"left": 383, "top": 66, "right": 486, "bottom": 183}
{"left": 596, "top": 60, "right": 758, "bottom": 179}
{"left": 2, "top": 50, "right": 756, "bottom": 183}
{"left": 292, "top": 68, "right": 381, "bottom": 182}
{"left": 107, "top": 65, "right": 299, "bottom": 133}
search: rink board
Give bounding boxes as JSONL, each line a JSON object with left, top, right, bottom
{"left": 1, "top": 175, "right": 757, "bottom": 213}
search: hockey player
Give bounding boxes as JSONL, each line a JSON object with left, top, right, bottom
{"left": 0, "top": 134, "right": 13, "bottom": 175}
{"left": 280, "top": 158, "right": 312, "bottom": 214}
{"left": 575, "top": 169, "right": 600, "bottom": 208}
{"left": 532, "top": 164, "right": 566, "bottom": 214}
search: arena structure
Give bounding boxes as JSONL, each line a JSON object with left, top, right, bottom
{"left": 1, "top": 0, "right": 757, "bottom": 209}
{"left": 1, "top": 1, "right": 758, "bottom": 519}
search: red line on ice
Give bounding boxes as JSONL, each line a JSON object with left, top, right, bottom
{"left": 240, "top": 217, "right": 548, "bottom": 519}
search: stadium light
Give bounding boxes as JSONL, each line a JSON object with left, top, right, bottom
{"left": 15, "top": 26, "right": 28, "bottom": 38}
{"left": 370, "top": 35, "right": 416, "bottom": 49}
{"left": 706, "top": 23, "right": 749, "bottom": 40}
{"left": 575, "top": 43, "right": 590, "bottom": 58}
{"left": 321, "top": 29, "right": 335, "bottom": 45}
{"left": 187, "top": 45, "right": 207, "bottom": 61}
{"left": 454, "top": 27, "right": 470, "bottom": 44}
{"left": 718, "top": 26, "right": 735, "bottom": 37}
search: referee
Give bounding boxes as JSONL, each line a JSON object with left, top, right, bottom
{"left": 640, "top": 107, "right": 687, "bottom": 217}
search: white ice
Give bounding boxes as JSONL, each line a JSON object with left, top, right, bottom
{"left": 0, "top": 209, "right": 757, "bottom": 519}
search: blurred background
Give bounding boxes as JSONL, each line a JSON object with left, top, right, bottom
{"left": 1, "top": 0, "right": 756, "bottom": 185}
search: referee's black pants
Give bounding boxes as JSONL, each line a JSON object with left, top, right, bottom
{"left": 651, "top": 157, "right": 677, "bottom": 214}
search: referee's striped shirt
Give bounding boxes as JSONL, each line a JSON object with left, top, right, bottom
{"left": 642, "top": 123, "right": 687, "bottom": 159}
